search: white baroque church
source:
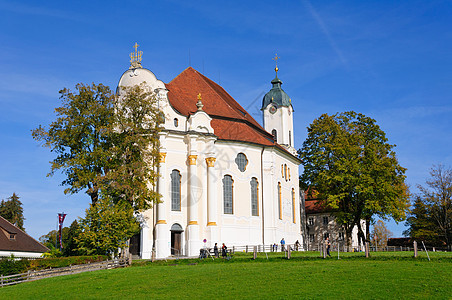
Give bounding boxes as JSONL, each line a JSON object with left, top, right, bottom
{"left": 119, "top": 46, "right": 302, "bottom": 259}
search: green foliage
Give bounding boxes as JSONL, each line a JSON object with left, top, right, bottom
{"left": 0, "top": 256, "right": 30, "bottom": 276}
{"left": 76, "top": 198, "right": 140, "bottom": 256}
{"left": 32, "top": 83, "right": 115, "bottom": 204}
{"left": 32, "top": 83, "right": 162, "bottom": 212}
{"left": 39, "top": 221, "right": 81, "bottom": 256}
{"left": 405, "top": 164, "right": 452, "bottom": 250}
{"left": 104, "top": 83, "right": 162, "bottom": 211}
{"left": 0, "top": 255, "right": 107, "bottom": 276}
{"left": 371, "top": 220, "right": 393, "bottom": 247}
{"left": 0, "top": 193, "right": 25, "bottom": 231}
{"left": 41, "top": 248, "right": 63, "bottom": 258}
{"left": 299, "top": 112, "right": 409, "bottom": 244}
{"left": 28, "top": 255, "right": 107, "bottom": 270}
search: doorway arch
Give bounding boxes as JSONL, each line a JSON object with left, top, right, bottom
{"left": 170, "top": 223, "right": 184, "bottom": 255}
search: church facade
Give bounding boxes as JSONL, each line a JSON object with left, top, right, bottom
{"left": 118, "top": 47, "right": 302, "bottom": 259}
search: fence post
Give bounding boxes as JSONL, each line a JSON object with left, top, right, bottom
{"left": 413, "top": 241, "right": 418, "bottom": 258}
{"left": 323, "top": 242, "right": 327, "bottom": 259}
{"left": 1, "top": 274, "right": 3, "bottom": 287}
{"left": 365, "top": 242, "right": 369, "bottom": 258}
{"left": 253, "top": 246, "right": 257, "bottom": 260}
{"left": 287, "top": 246, "right": 291, "bottom": 259}
{"left": 246, "top": 245, "right": 248, "bottom": 253}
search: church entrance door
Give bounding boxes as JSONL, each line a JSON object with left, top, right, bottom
{"left": 170, "top": 223, "right": 183, "bottom": 256}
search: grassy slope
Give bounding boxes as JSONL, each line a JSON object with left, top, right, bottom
{"left": 1, "top": 252, "right": 451, "bottom": 299}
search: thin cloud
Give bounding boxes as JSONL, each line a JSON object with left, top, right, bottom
{"left": 303, "top": 0, "right": 347, "bottom": 66}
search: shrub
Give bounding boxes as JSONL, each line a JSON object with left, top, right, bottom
{"left": 0, "top": 256, "right": 30, "bottom": 276}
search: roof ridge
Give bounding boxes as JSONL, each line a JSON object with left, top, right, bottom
{"left": 168, "top": 66, "right": 195, "bottom": 85}
{"left": 0, "top": 215, "right": 50, "bottom": 252}
{"left": 190, "top": 69, "right": 246, "bottom": 120}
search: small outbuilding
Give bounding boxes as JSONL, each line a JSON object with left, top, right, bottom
{"left": 0, "top": 215, "right": 49, "bottom": 258}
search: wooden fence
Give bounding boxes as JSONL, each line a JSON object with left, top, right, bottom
{"left": 0, "top": 258, "right": 129, "bottom": 288}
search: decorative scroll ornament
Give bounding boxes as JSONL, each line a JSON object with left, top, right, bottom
{"left": 159, "top": 153, "right": 167, "bottom": 163}
{"left": 129, "top": 42, "right": 143, "bottom": 69}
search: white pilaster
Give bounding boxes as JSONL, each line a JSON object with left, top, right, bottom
{"left": 155, "top": 152, "right": 169, "bottom": 258}
{"left": 187, "top": 143, "right": 200, "bottom": 256}
{"left": 206, "top": 157, "right": 218, "bottom": 247}
{"left": 140, "top": 222, "right": 152, "bottom": 259}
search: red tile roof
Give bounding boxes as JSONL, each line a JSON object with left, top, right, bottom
{"left": 305, "top": 200, "right": 334, "bottom": 214}
{"left": 0, "top": 216, "right": 49, "bottom": 254}
{"left": 166, "top": 67, "right": 278, "bottom": 147}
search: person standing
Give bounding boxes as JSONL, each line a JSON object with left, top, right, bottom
{"left": 221, "top": 243, "right": 227, "bottom": 258}
{"left": 326, "top": 237, "right": 331, "bottom": 257}
{"left": 214, "top": 243, "right": 219, "bottom": 258}
{"left": 295, "top": 240, "right": 300, "bottom": 251}
{"left": 280, "top": 238, "right": 286, "bottom": 252}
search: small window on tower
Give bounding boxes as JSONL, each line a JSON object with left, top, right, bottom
{"left": 271, "top": 129, "right": 277, "bottom": 142}
{"left": 174, "top": 118, "right": 179, "bottom": 127}
{"left": 289, "top": 131, "right": 292, "bottom": 146}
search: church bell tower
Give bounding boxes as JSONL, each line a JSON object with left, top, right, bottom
{"left": 262, "top": 54, "right": 296, "bottom": 155}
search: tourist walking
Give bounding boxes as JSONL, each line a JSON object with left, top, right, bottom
{"left": 280, "top": 238, "right": 286, "bottom": 252}
{"left": 214, "top": 243, "right": 219, "bottom": 258}
{"left": 221, "top": 243, "right": 227, "bottom": 258}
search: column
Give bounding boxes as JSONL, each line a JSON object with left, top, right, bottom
{"left": 155, "top": 152, "right": 169, "bottom": 259}
{"left": 206, "top": 157, "right": 218, "bottom": 247}
{"left": 187, "top": 154, "right": 200, "bottom": 256}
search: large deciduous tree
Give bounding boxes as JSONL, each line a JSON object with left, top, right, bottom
{"left": 32, "top": 83, "right": 115, "bottom": 204}
{"left": 32, "top": 82, "right": 162, "bottom": 212}
{"left": 299, "top": 111, "right": 409, "bottom": 249}
{"left": 0, "top": 193, "right": 25, "bottom": 231}
{"left": 405, "top": 164, "right": 452, "bottom": 250}
{"left": 104, "top": 83, "right": 162, "bottom": 211}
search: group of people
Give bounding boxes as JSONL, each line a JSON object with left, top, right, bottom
{"left": 213, "top": 243, "right": 229, "bottom": 258}
{"left": 272, "top": 238, "right": 301, "bottom": 252}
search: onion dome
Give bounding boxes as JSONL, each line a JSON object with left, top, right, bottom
{"left": 262, "top": 73, "right": 291, "bottom": 110}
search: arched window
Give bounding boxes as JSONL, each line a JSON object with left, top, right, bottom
{"left": 235, "top": 153, "right": 248, "bottom": 172}
{"left": 223, "top": 175, "right": 233, "bottom": 214}
{"left": 292, "top": 188, "right": 296, "bottom": 223}
{"left": 284, "top": 164, "right": 287, "bottom": 181}
{"left": 171, "top": 170, "right": 181, "bottom": 211}
{"left": 272, "top": 129, "right": 277, "bottom": 142}
{"left": 278, "top": 182, "right": 282, "bottom": 220}
{"left": 250, "top": 177, "right": 259, "bottom": 216}
{"left": 174, "top": 118, "right": 179, "bottom": 127}
{"left": 289, "top": 130, "right": 292, "bottom": 146}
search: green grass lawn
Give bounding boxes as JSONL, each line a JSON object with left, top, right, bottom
{"left": 1, "top": 251, "right": 451, "bottom": 299}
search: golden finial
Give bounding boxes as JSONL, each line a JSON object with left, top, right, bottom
{"left": 272, "top": 53, "right": 280, "bottom": 74}
{"left": 196, "top": 93, "right": 204, "bottom": 111}
{"left": 129, "top": 42, "right": 143, "bottom": 69}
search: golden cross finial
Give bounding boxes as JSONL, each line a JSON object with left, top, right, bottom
{"left": 196, "top": 93, "right": 204, "bottom": 111}
{"left": 272, "top": 53, "right": 280, "bottom": 73}
{"left": 129, "top": 42, "right": 143, "bottom": 69}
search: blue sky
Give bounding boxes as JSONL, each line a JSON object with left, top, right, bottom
{"left": 0, "top": 0, "right": 451, "bottom": 240}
